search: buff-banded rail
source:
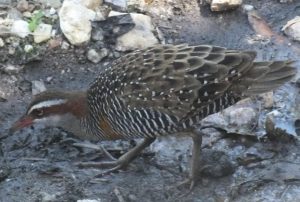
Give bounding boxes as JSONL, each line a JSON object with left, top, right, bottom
{"left": 10, "top": 44, "right": 296, "bottom": 189}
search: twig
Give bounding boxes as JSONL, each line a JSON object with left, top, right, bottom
{"left": 21, "top": 157, "right": 47, "bottom": 161}
{"left": 113, "top": 187, "right": 125, "bottom": 202}
{"left": 0, "top": 134, "right": 9, "bottom": 141}
{"left": 280, "top": 184, "right": 291, "bottom": 200}
{"left": 89, "top": 178, "right": 110, "bottom": 184}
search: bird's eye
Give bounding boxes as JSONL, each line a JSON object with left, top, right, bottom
{"left": 34, "top": 109, "right": 44, "bottom": 117}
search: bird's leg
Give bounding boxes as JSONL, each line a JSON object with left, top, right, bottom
{"left": 177, "top": 129, "right": 203, "bottom": 190}
{"left": 72, "top": 142, "right": 117, "bottom": 161}
{"left": 77, "top": 137, "right": 156, "bottom": 175}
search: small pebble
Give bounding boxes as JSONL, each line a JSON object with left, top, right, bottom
{"left": 61, "top": 41, "right": 70, "bottom": 50}
{"left": 32, "top": 80, "right": 46, "bottom": 95}
{"left": 17, "top": 0, "right": 29, "bottom": 12}
{"left": 46, "top": 76, "right": 53, "bottom": 83}
{"left": 49, "top": 7, "right": 56, "bottom": 15}
{"left": 24, "top": 44, "right": 33, "bottom": 53}
{"left": 0, "top": 38, "right": 4, "bottom": 47}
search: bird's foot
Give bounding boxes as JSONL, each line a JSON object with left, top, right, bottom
{"left": 77, "top": 138, "right": 155, "bottom": 176}
{"left": 76, "top": 158, "right": 130, "bottom": 176}
{"left": 72, "top": 142, "right": 117, "bottom": 161}
{"left": 165, "top": 177, "right": 197, "bottom": 198}
{"left": 176, "top": 177, "right": 197, "bottom": 191}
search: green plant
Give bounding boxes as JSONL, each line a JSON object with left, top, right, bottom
{"left": 28, "top": 10, "right": 44, "bottom": 32}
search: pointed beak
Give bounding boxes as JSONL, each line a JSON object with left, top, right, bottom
{"left": 9, "top": 115, "right": 34, "bottom": 135}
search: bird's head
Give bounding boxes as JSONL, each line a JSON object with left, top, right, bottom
{"left": 10, "top": 90, "right": 88, "bottom": 134}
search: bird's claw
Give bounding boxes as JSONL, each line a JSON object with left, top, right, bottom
{"left": 175, "top": 178, "right": 196, "bottom": 191}
{"left": 76, "top": 159, "right": 129, "bottom": 176}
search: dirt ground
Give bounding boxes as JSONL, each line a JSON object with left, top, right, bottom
{"left": 1, "top": 0, "right": 300, "bottom": 201}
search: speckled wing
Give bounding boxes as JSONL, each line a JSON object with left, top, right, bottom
{"left": 107, "top": 44, "right": 256, "bottom": 119}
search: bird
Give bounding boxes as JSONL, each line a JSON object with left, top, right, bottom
{"left": 10, "top": 44, "right": 296, "bottom": 189}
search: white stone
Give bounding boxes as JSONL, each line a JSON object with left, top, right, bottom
{"left": 10, "top": 20, "right": 30, "bottom": 38}
{"left": 40, "top": 192, "right": 57, "bottom": 202}
{"left": 39, "top": 0, "right": 62, "bottom": 8}
{"left": 111, "top": 12, "right": 158, "bottom": 51}
{"left": 77, "top": 199, "right": 101, "bottom": 202}
{"left": 105, "top": 0, "right": 127, "bottom": 8}
{"left": 87, "top": 48, "right": 108, "bottom": 63}
{"left": 282, "top": 16, "right": 300, "bottom": 42}
{"left": 59, "top": 1, "right": 96, "bottom": 45}
{"left": 259, "top": 92, "right": 273, "bottom": 108}
{"left": 209, "top": 0, "right": 242, "bottom": 11}
{"left": 265, "top": 110, "right": 298, "bottom": 140}
{"left": 202, "top": 101, "right": 258, "bottom": 136}
{"left": 33, "top": 23, "right": 52, "bottom": 43}
{"left": 24, "top": 44, "right": 33, "bottom": 52}
{"left": 242, "top": 4, "right": 254, "bottom": 12}
{"left": 61, "top": 41, "right": 70, "bottom": 49}
{"left": 127, "top": 0, "right": 147, "bottom": 10}
{"left": 0, "top": 37, "right": 4, "bottom": 47}
{"left": 94, "top": 6, "right": 110, "bottom": 21}
{"left": 23, "top": 11, "right": 32, "bottom": 18}
{"left": 3, "top": 64, "right": 24, "bottom": 74}
{"left": 80, "top": 0, "right": 103, "bottom": 10}
{"left": 32, "top": 80, "right": 46, "bottom": 95}
{"left": 225, "top": 107, "right": 257, "bottom": 127}
{"left": 49, "top": 7, "right": 56, "bottom": 15}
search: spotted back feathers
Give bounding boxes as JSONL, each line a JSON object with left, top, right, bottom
{"left": 87, "top": 44, "right": 296, "bottom": 139}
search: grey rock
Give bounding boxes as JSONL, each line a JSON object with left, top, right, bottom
{"left": 242, "top": 4, "right": 254, "bottom": 12}
{"left": 0, "top": 166, "right": 11, "bottom": 182}
{"left": 202, "top": 103, "right": 258, "bottom": 136}
{"left": 1, "top": 64, "right": 23, "bottom": 74}
{"left": 16, "top": 0, "right": 29, "bottom": 12}
{"left": 77, "top": 200, "right": 101, "bottom": 202}
{"left": 279, "top": 0, "right": 293, "bottom": 3}
{"left": 295, "top": 119, "right": 300, "bottom": 136}
{"left": 8, "top": 46, "right": 15, "bottom": 55}
{"left": 0, "top": 37, "right": 4, "bottom": 47}
{"left": 22, "top": 11, "right": 32, "bottom": 18}
{"left": 82, "top": 0, "right": 103, "bottom": 10}
{"left": 18, "top": 80, "right": 32, "bottom": 92}
{"left": 40, "top": 192, "right": 57, "bottom": 202}
{"left": 39, "top": 0, "right": 62, "bottom": 8}
{"left": 201, "top": 149, "right": 236, "bottom": 178}
{"left": 109, "top": 12, "right": 159, "bottom": 51}
{"left": 94, "top": 6, "right": 110, "bottom": 21}
{"left": 265, "top": 110, "right": 298, "bottom": 142}
{"left": 259, "top": 92, "right": 273, "bottom": 108}
{"left": 91, "top": 13, "right": 135, "bottom": 44}
{"left": 237, "top": 146, "right": 275, "bottom": 166}
{"left": 87, "top": 48, "right": 108, "bottom": 63}
{"left": 0, "top": 25, "right": 10, "bottom": 37}
{"left": 7, "top": 8, "right": 23, "bottom": 20}
{"left": 91, "top": 28, "right": 104, "bottom": 41}
{"left": 105, "top": 0, "right": 127, "bottom": 9}
{"left": 32, "top": 80, "right": 46, "bottom": 95}
{"left": 61, "top": 41, "right": 70, "bottom": 50}
{"left": 282, "top": 16, "right": 300, "bottom": 42}
{"left": 0, "top": 0, "right": 11, "bottom": 7}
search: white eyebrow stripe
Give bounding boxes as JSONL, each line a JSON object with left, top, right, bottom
{"left": 27, "top": 99, "right": 67, "bottom": 114}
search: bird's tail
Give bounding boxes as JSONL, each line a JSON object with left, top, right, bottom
{"left": 231, "top": 60, "right": 296, "bottom": 96}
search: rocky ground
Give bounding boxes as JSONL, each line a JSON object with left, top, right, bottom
{"left": 1, "top": 0, "right": 300, "bottom": 201}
